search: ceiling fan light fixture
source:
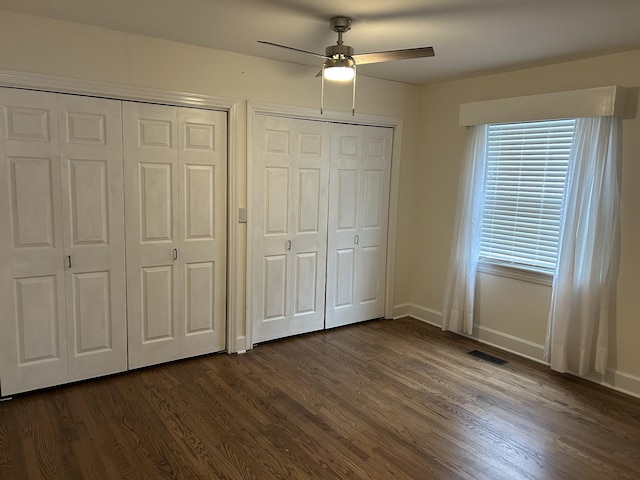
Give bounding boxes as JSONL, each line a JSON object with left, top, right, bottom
{"left": 259, "top": 14, "right": 434, "bottom": 115}
{"left": 323, "top": 57, "right": 355, "bottom": 81}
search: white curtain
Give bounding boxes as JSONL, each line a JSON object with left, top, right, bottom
{"left": 441, "top": 125, "right": 488, "bottom": 334}
{"left": 545, "top": 116, "right": 622, "bottom": 376}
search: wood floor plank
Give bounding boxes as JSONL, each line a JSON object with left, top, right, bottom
{"left": 1, "top": 318, "right": 639, "bottom": 479}
{"left": 0, "top": 404, "right": 28, "bottom": 480}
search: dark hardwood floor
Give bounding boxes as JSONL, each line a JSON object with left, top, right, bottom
{"left": 1, "top": 317, "right": 639, "bottom": 479}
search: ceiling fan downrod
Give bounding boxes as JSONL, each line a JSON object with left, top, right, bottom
{"left": 326, "top": 16, "right": 354, "bottom": 59}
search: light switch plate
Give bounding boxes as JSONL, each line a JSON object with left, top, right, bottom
{"left": 238, "top": 207, "right": 247, "bottom": 223}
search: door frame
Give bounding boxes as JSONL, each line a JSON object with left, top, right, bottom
{"left": 0, "top": 69, "right": 243, "bottom": 354}
{"left": 247, "top": 101, "right": 404, "bottom": 350}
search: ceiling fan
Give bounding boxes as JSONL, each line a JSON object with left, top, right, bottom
{"left": 259, "top": 16, "right": 435, "bottom": 114}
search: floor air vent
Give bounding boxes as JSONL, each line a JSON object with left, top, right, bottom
{"left": 467, "top": 350, "right": 508, "bottom": 365}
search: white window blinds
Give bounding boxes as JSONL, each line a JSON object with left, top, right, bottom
{"left": 480, "top": 119, "right": 576, "bottom": 273}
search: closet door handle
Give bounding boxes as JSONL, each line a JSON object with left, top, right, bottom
{"left": 286, "top": 240, "right": 292, "bottom": 251}
{"left": 66, "top": 255, "right": 72, "bottom": 269}
{"left": 354, "top": 235, "right": 359, "bottom": 245}
{"left": 173, "top": 248, "right": 178, "bottom": 261}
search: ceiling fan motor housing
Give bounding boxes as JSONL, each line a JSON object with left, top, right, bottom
{"left": 326, "top": 44, "right": 354, "bottom": 59}
{"left": 330, "top": 16, "right": 352, "bottom": 33}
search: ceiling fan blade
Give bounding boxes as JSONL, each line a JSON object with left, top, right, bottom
{"left": 352, "top": 47, "right": 435, "bottom": 66}
{"left": 258, "top": 41, "right": 328, "bottom": 59}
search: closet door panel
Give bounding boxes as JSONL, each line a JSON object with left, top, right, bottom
{"left": 354, "top": 132, "right": 391, "bottom": 319}
{"left": 140, "top": 162, "right": 174, "bottom": 242}
{"left": 141, "top": 265, "right": 175, "bottom": 340}
{"left": 333, "top": 247, "right": 355, "bottom": 308}
{"left": 326, "top": 124, "right": 392, "bottom": 328}
{"left": 125, "top": 103, "right": 227, "bottom": 367}
{"left": 0, "top": 88, "right": 68, "bottom": 395}
{"left": 326, "top": 129, "right": 360, "bottom": 328}
{"left": 363, "top": 169, "right": 384, "bottom": 228}
{"left": 264, "top": 167, "right": 289, "bottom": 235}
{"left": 335, "top": 168, "right": 358, "bottom": 231}
{"left": 9, "top": 157, "right": 57, "bottom": 248}
{"left": 185, "top": 261, "right": 215, "bottom": 333}
{"left": 69, "top": 272, "right": 112, "bottom": 351}
{"left": 58, "top": 95, "right": 127, "bottom": 381}
{"left": 67, "top": 159, "right": 108, "bottom": 244}
{"left": 297, "top": 168, "right": 322, "bottom": 232}
{"left": 294, "top": 252, "right": 318, "bottom": 315}
{"left": 261, "top": 165, "right": 291, "bottom": 341}
{"left": 252, "top": 115, "right": 330, "bottom": 343}
{"left": 289, "top": 161, "right": 326, "bottom": 335}
{"left": 10, "top": 274, "right": 67, "bottom": 388}
{"left": 178, "top": 108, "right": 226, "bottom": 356}
{"left": 14, "top": 276, "right": 60, "bottom": 360}
{"left": 124, "top": 102, "right": 180, "bottom": 369}
{"left": 263, "top": 254, "right": 288, "bottom": 320}
{"left": 184, "top": 165, "right": 214, "bottom": 239}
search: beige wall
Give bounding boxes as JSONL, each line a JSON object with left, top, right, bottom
{"left": 412, "top": 49, "right": 640, "bottom": 393}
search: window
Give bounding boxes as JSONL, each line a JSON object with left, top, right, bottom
{"left": 479, "top": 119, "right": 577, "bottom": 274}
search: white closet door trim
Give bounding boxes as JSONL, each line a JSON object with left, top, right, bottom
{"left": 249, "top": 101, "right": 403, "bottom": 128}
{"left": 0, "top": 69, "right": 243, "bottom": 354}
{"left": 0, "top": 69, "right": 237, "bottom": 111}
{"left": 246, "top": 101, "right": 403, "bottom": 350}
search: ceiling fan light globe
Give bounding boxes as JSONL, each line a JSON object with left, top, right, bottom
{"left": 323, "top": 56, "right": 355, "bottom": 81}
{"left": 323, "top": 66, "right": 355, "bottom": 81}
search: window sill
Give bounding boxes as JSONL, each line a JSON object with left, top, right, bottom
{"left": 477, "top": 260, "right": 553, "bottom": 287}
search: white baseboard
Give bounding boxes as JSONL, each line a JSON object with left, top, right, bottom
{"left": 583, "top": 370, "right": 640, "bottom": 399}
{"left": 395, "top": 302, "right": 640, "bottom": 399}
{"left": 472, "top": 325, "right": 546, "bottom": 364}
{"left": 408, "top": 304, "right": 443, "bottom": 327}
{"left": 392, "top": 303, "right": 411, "bottom": 319}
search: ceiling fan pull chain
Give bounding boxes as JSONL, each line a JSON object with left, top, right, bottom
{"left": 320, "top": 64, "right": 325, "bottom": 115}
{"left": 352, "top": 64, "right": 357, "bottom": 116}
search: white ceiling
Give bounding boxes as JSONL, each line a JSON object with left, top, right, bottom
{"left": 2, "top": 0, "right": 640, "bottom": 85}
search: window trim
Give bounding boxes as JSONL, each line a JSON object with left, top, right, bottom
{"left": 477, "top": 258, "right": 553, "bottom": 286}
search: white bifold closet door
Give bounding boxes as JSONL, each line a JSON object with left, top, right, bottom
{"left": 123, "top": 102, "right": 227, "bottom": 369}
{"left": 251, "top": 114, "right": 393, "bottom": 343}
{"left": 251, "top": 115, "right": 331, "bottom": 343}
{"left": 0, "top": 88, "right": 127, "bottom": 395}
{"left": 325, "top": 124, "right": 393, "bottom": 328}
